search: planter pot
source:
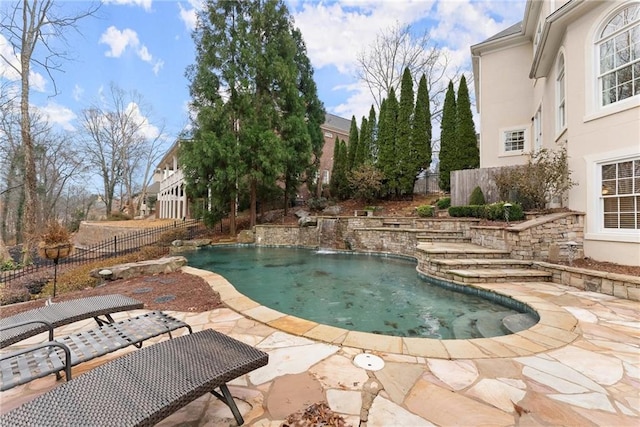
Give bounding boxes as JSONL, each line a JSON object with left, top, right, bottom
{"left": 38, "top": 242, "right": 74, "bottom": 261}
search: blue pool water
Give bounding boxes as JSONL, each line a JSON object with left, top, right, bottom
{"left": 186, "top": 246, "right": 526, "bottom": 339}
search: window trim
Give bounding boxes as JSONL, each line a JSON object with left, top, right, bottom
{"left": 556, "top": 50, "right": 567, "bottom": 134}
{"left": 590, "top": 2, "right": 640, "bottom": 112}
{"left": 498, "top": 125, "right": 530, "bottom": 157}
{"left": 585, "top": 148, "right": 640, "bottom": 243}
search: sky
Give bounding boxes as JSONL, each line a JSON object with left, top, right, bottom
{"left": 0, "top": 0, "right": 527, "bottom": 153}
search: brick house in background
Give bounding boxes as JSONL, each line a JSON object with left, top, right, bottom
{"left": 155, "top": 112, "right": 352, "bottom": 219}
{"left": 315, "top": 113, "right": 352, "bottom": 197}
{"left": 470, "top": 0, "right": 639, "bottom": 265}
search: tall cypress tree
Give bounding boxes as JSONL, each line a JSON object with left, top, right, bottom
{"left": 412, "top": 74, "right": 432, "bottom": 172}
{"left": 368, "top": 105, "right": 378, "bottom": 163}
{"left": 396, "top": 67, "right": 415, "bottom": 196}
{"left": 346, "top": 115, "right": 359, "bottom": 172}
{"left": 336, "top": 139, "right": 350, "bottom": 199}
{"left": 456, "top": 75, "right": 479, "bottom": 170}
{"left": 439, "top": 80, "right": 457, "bottom": 192}
{"left": 356, "top": 116, "right": 369, "bottom": 166}
{"left": 329, "top": 136, "right": 341, "bottom": 197}
{"left": 377, "top": 88, "right": 399, "bottom": 197}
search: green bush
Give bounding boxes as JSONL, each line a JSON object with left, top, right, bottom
{"left": 306, "top": 197, "right": 328, "bottom": 212}
{"left": 416, "top": 205, "right": 435, "bottom": 217}
{"left": 436, "top": 197, "right": 451, "bottom": 209}
{"left": 448, "top": 202, "right": 524, "bottom": 221}
{"left": 469, "top": 186, "right": 486, "bottom": 205}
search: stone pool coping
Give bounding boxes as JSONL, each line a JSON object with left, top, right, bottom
{"left": 183, "top": 266, "right": 580, "bottom": 359}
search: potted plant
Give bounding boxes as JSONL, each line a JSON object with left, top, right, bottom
{"left": 38, "top": 220, "right": 74, "bottom": 260}
{"left": 38, "top": 220, "right": 74, "bottom": 299}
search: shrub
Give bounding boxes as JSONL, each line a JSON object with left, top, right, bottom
{"left": 436, "top": 197, "right": 451, "bottom": 210}
{"left": 347, "top": 163, "right": 384, "bottom": 202}
{"left": 107, "top": 211, "right": 132, "bottom": 221}
{"left": 306, "top": 197, "right": 328, "bottom": 212}
{"left": 156, "top": 228, "right": 189, "bottom": 246}
{"left": 469, "top": 186, "right": 486, "bottom": 205}
{"left": 416, "top": 205, "right": 435, "bottom": 217}
{"left": 492, "top": 147, "right": 576, "bottom": 210}
{"left": 448, "top": 202, "right": 524, "bottom": 221}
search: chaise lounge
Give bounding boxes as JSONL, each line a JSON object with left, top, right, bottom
{"left": 0, "top": 329, "right": 269, "bottom": 426}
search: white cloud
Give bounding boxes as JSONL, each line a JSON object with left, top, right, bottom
{"left": 73, "top": 84, "right": 84, "bottom": 101}
{"left": 103, "top": 0, "right": 152, "bottom": 11}
{"left": 178, "top": 0, "right": 203, "bottom": 31}
{"left": 99, "top": 26, "right": 163, "bottom": 74}
{"left": 152, "top": 60, "right": 164, "bottom": 76}
{"left": 38, "top": 101, "right": 77, "bottom": 131}
{"left": 1, "top": 34, "right": 47, "bottom": 92}
{"left": 125, "top": 102, "right": 161, "bottom": 140}
{"left": 100, "top": 26, "right": 140, "bottom": 58}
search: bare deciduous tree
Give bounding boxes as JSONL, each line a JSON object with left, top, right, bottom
{"left": 79, "top": 83, "right": 165, "bottom": 218}
{"left": 356, "top": 21, "right": 460, "bottom": 119}
{"left": 0, "top": 0, "right": 99, "bottom": 264}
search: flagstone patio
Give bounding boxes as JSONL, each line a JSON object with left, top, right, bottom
{"left": 1, "top": 267, "right": 638, "bottom": 426}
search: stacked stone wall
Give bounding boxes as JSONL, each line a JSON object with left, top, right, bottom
{"left": 469, "top": 212, "right": 585, "bottom": 262}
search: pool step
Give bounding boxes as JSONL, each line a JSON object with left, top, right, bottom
{"left": 417, "top": 243, "right": 511, "bottom": 260}
{"left": 416, "top": 231, "right": 470, "bottom": 244}
{"left": 451, "top": 311, "right": 513, "bottom": 339}
{"left": 445, "top": 268, "right": 553, "bottom": 283}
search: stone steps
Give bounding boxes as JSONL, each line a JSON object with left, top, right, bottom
{"left": 430, "top": 258, "right": 533, "bottom": 270}
{"left": 445, "top": 268, "right": 553, "bottom": 283}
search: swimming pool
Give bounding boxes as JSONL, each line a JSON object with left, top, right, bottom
{"left": 186, "top": 246, "right": 532, "bottom": 339}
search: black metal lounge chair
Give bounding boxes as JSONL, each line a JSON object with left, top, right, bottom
{"left": 0, "top": 329, "right": 269, "bottom": 426}
{"left": 1, "top": 310, "right": 192, "bottom": 391}
{"left": 0, "top": 294, "right": 144, "bottom": 348}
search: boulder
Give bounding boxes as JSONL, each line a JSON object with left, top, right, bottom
{"left": 89, "top": 256, "right": 187, "bottom": 280}
{"left": 237, "top": 230, "right": 255, "bottom": 243}
{"left": 322, "top": 205, "right": 341, "bottom": 216}
{"left": 295, "top": 209, "right": 310, "bottom": 219}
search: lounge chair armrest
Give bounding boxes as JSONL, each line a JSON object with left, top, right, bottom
{"left": 0, "top": 341, "right": 72, "bottom": 383}
{"left": 1, "top": 319, "right": 55, "bottom": 342}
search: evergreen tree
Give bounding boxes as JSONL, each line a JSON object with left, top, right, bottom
{"left": 368, "top": 105, "right": 378, "bottom": 162}
{"left": 439, "top": 80, "right": 457, "bottom": 192}
{"left": 377, "top": 88, "right": 399, "bottom": 196}
{"left": 346, "top": 116, "right": 359, "bottom": 172}
{"left": 455, "top": 74, "right": 479, "bottom": 170}
{"left": 329, "top": 136, "right": 341, "bottom": 197}
{"left": 285, "top": 28, "right": 325, "bottom": 212}
{"left": 356, "top": 116, "right": 369, "bottom": 166}
{"left": 335, "top": 139, "right": 350, "bottom": 199}
{"left": 396, "top": 67, "right": 415, "bottom": 196}
{"left": 185, "top": 0, "right": 317, "bottom": 230}
{"left": 412, "top": 74, "right": 432, "bottom": 173}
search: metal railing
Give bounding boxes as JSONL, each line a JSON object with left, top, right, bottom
{"left": 1, "top": 219, "right": 207, "bottom": 285}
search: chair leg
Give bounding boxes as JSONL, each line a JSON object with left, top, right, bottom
{"left": 211, "top": 384, "right": 244, "bottom": 425}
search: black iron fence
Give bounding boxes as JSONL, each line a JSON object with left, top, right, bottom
{"left": 1, "top": 219, "right": 207, "bottom": 285}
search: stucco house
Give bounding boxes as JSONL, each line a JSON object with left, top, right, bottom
{"left": 155, "top": 113, "right": 351, "bottom": 220}
{"left": 470, "top": 0, "right": 639, "bottom": 265}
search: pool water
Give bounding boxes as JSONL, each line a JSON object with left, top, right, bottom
{"left": 186, "top": 246, "right": 524, "bottom": 339}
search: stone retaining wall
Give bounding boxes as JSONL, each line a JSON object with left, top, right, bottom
{"left": 253, "top": 213, "right": 637, "bottom": 300}
{"left": 469, "top": 212, "right": 585, "bottom": 262}
{"left": 534, "top": 261, "right": 640, "bottom": 301}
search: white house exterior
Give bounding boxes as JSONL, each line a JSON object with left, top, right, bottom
{"left": 155, "top": 141, "right": 190, "bottom": 220}
{"left": 471, "top": 0, "right": 640, "bottom": 265}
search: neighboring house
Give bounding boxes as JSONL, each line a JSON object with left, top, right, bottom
{"left": 470, "top": 0, "right": 639, "bottom": 265}
{"left": 155, "top": 113, "right": 351, "bottom": 218}
{"left": 315, "top": 113, "right": 351, "bottom": 197}
{"left": 155, "top": 140, "right": 190, "bottom": 220}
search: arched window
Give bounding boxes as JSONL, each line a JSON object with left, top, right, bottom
{"left": 596, "top": 3, "right": 640, "bottom": 106}
{"left": 556, "top": 52, "right": 566, "bottom": 131}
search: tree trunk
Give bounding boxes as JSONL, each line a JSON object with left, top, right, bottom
{"left": 228, "top": 198, "right": 236, "bottom": 236}
{"left": 20, "top": 23, "right": 36, "bottom": 265}
{"left": 250, "top": 179, "right": 257, "bottom": 228}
